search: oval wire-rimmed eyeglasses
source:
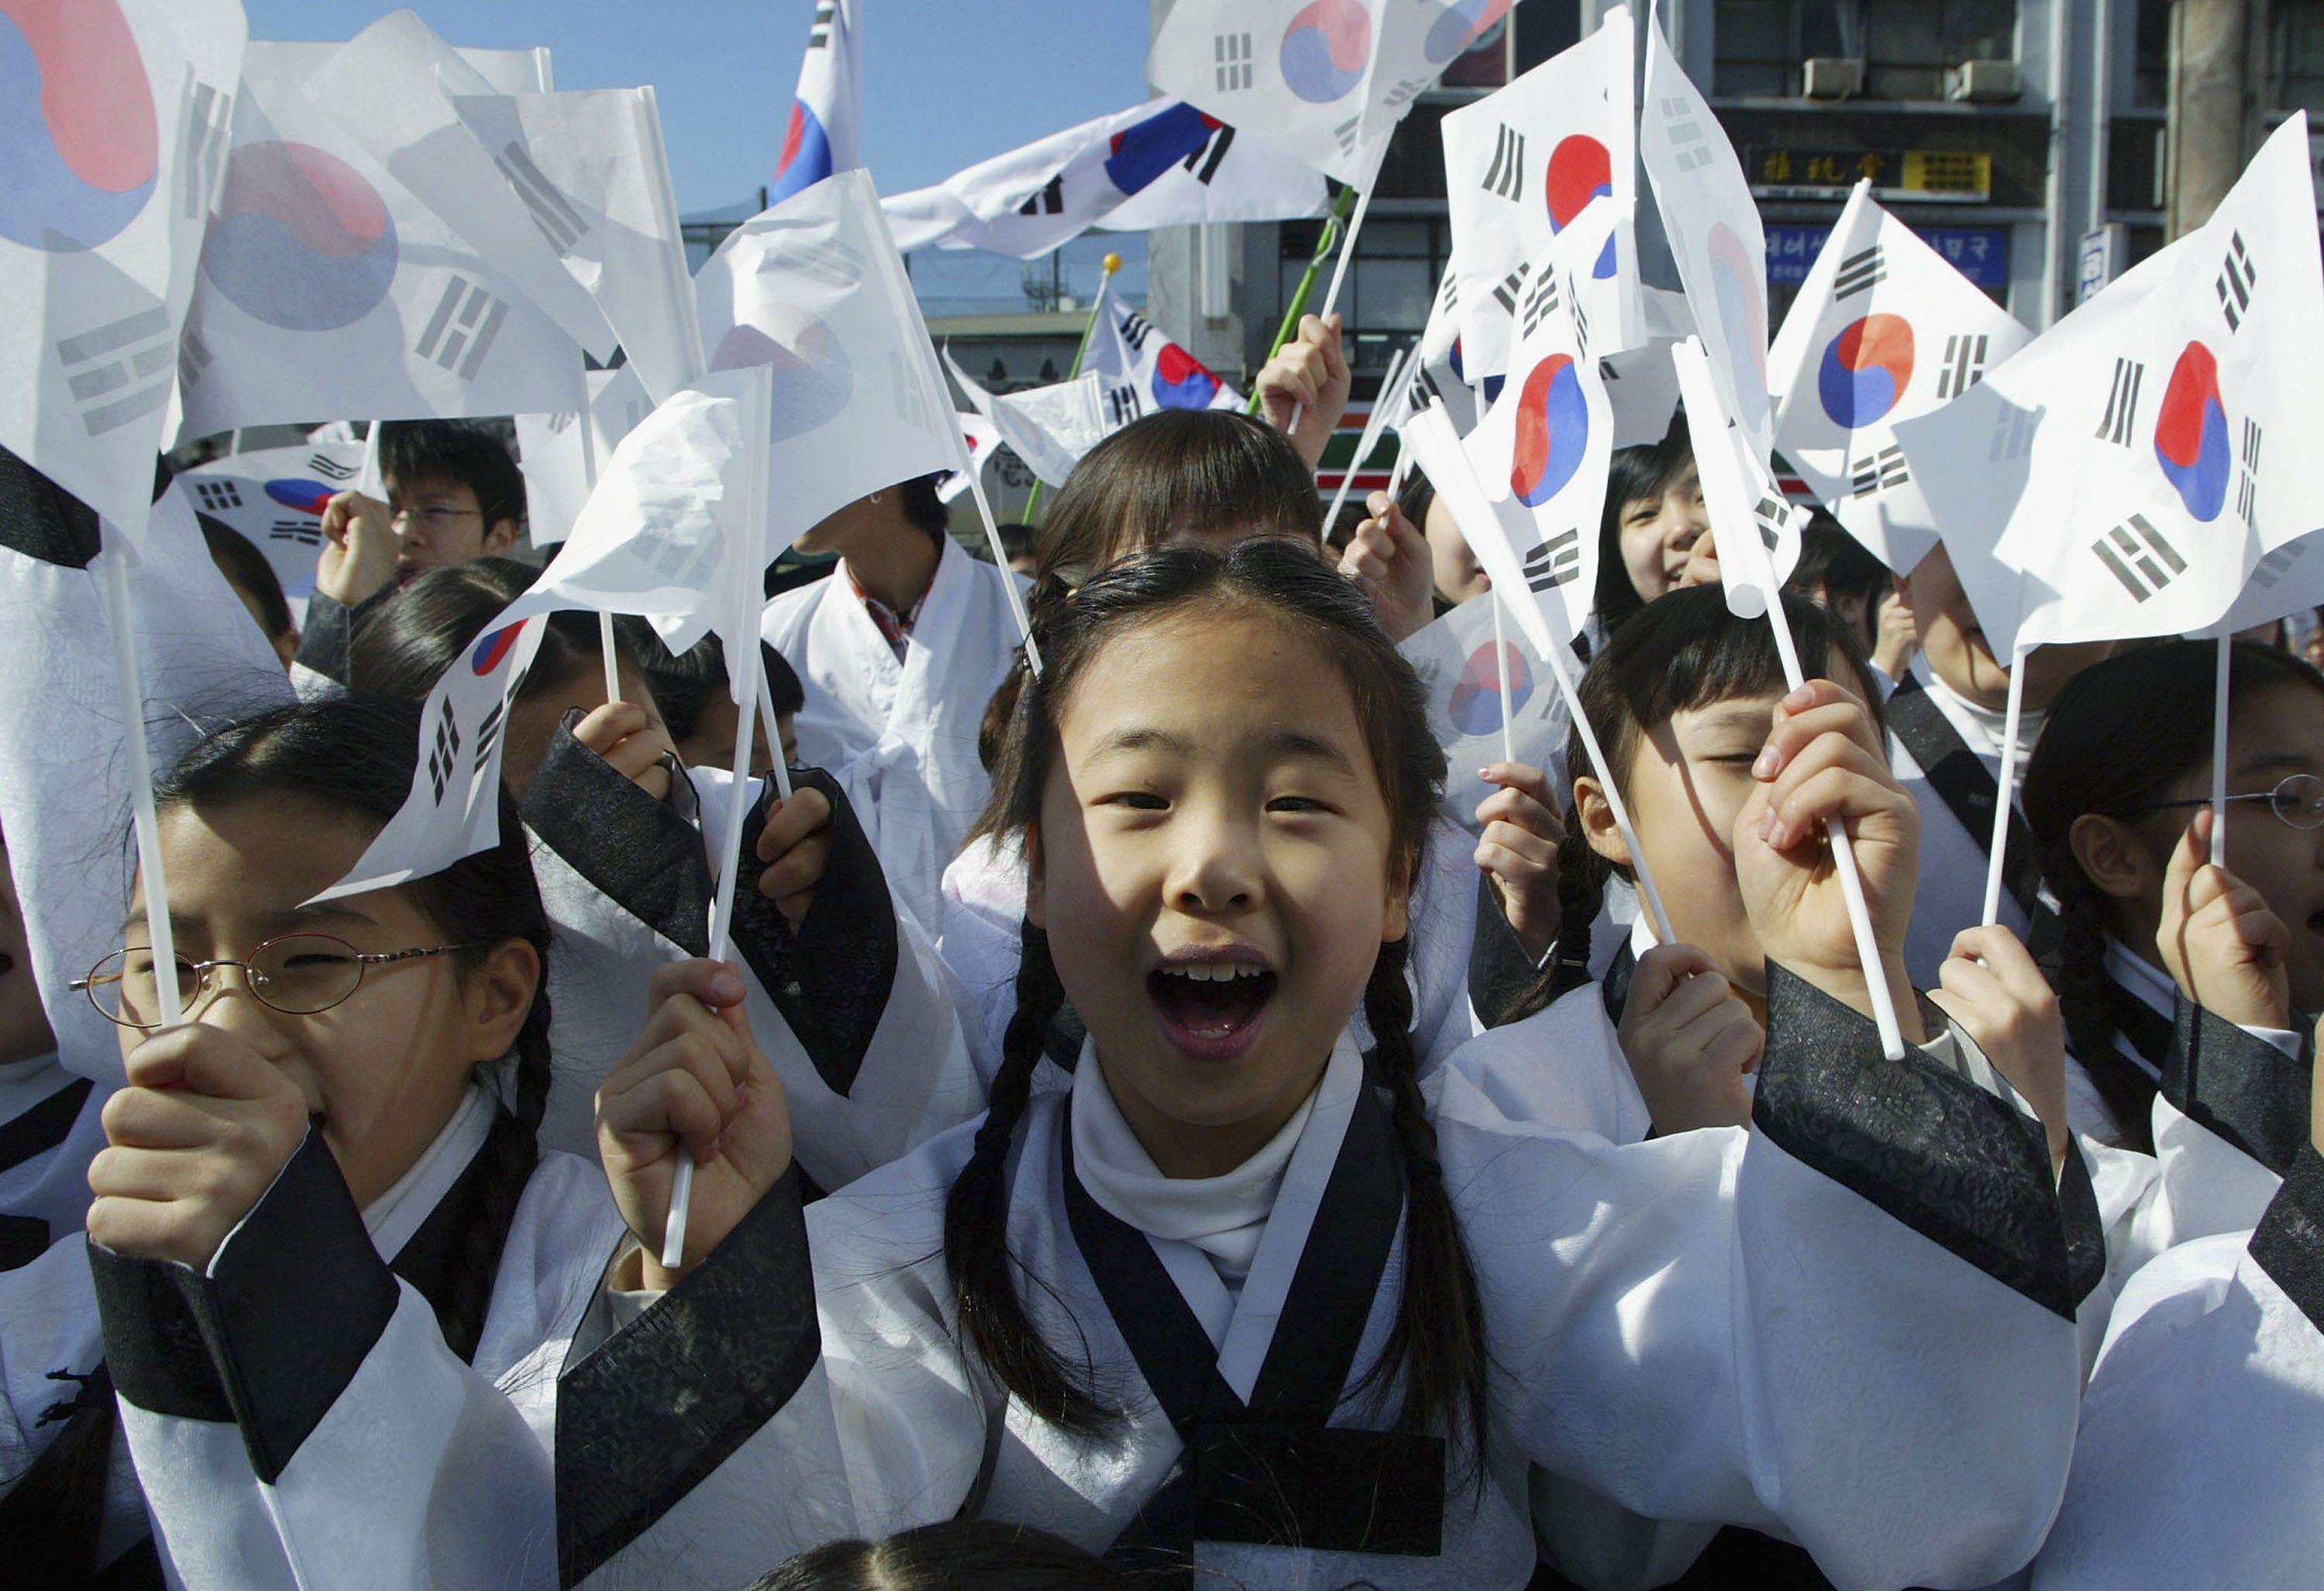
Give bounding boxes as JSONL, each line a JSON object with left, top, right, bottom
{"left": 70, "top": 933, "right": 479, "bottom": 1030}
{"left": 2119, "top": 772, "right": 2324, "bottom": 833}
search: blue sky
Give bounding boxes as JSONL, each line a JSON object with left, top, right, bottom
{"left": 242, "top": 0, "right": 1157, "bottom": 215}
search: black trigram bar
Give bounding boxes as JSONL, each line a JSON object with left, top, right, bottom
{"left": 1848, "top": 445, "right": 1910, "bottom": 497}
{"left": 1492, "top": 262, "right": 1532, "bottom": 316}
{"left": 1105, "top": 383, "right": 1140, "bottom": 426}
{"left": 1989, "top": 404, "right": 2035, "bottom": 462}
{"left": 2239, "top": 418, "right": 2263, "bottom": 528}
{"left": 2250, "top": 541, "right": 2306, "bottom": 591}
{"left": 2095, "top": 357, "right": 2144, "bottom": 446}
{"left": 2092, "top": 513, "right": 2186, "bottom": 602}
{"left": 1120, "top": 311, "right": 1155, "bottom": 351}
{"left": 808, "top": 3, "right": 835, "bottom": 48}
{"left": 307, "top": 452, "right": 359, "bottom": 480}
{"left": 1661, "top": 96, "right": 1710, "bottom": 172}
{"left": 2217, "top": 230, "right": 2257, "bottom": 333}
{"left": 178, "top": 80, "right": 232, "bottom": 222}
{"left": 789, "top": 238, "right": 868, "bottom": 288}
{"left": 428, "top": 699, "right": 462, "bottom": 803}
{"left": 415, "top": 279, "right": 508, "bottom": 380}
{"left": 1752, "top": 495, "right": 1793, "bottom": 552}
{"left": 267, "top": 520, "right": 322, "bottom": 548}
{"left": 646, "top": 527, "right": 722, "bottom": 592}
{"left": 473, "top": 696, "right": 508, "bottom": 770}
{"left": 1572, "top": 286, "right": 1592, "bottom": 361}
{"left": 1519, "top": 270, "right": 1561, "bottom": 339}
{"left": 1482, "top": 123, "right": 1525, "bottom": 201}
{"left": 497, "top": 142, "right": 589, "bottom": 254}
{"left": 1183, "top": 123, "right": 1233, "bottom": 184}
{"left": 1019, "top": 174, "right": 1065, "bottom": 216}
{"left": 1524, "top": 528, "right": 1583, "bottom": 591}
{"left": 191, "top": 479, "right": 242, "bottom": 511}
{"left": 1938, "top": 332, "right": 1988, "bottom": 399}
{"left": 1334, "top": 115, "right": 1362, "bottom": 156}
{"left": 1214, "top": 32, "right": 1254, "bottom": 91}
{"left": 1834, "top": 244, "right": 1886, "bottom": 299}
{"left": 178, "top": 327, "right": 212, "bottom": 394}
{"left": 56, "top": 305, "right": 174, "bottom": 437}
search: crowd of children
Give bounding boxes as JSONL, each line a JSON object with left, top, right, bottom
{"left": 0, "top": 309, "right": 2317, "bottom": 1591}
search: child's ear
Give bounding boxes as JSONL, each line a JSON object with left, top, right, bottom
{"left": 463, "top": 938, "right": 541, "bottom": 1064}
{"left": 1021, "top": 824, "right": 1045, "bottom": 930}
{"left": 1573, "top": 775, "right": 1633, "bottom": 868}
{"left": 1380, "top": 866, "right": 1411, "bottom": 944}
{"left": 483, "top": 516, "right": 522, "bottom": 556}
{"left": 2069, "top": 813, "right": 2155, "bottom": 902}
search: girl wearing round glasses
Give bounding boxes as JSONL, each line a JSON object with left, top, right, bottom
{"left": 0, "top": 698, "right": 624, "bottom": 1586}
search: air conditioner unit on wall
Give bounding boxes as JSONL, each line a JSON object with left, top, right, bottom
{"left": 1803, "top": 57, "right": 1864, "bottom": 100}
{"left": 1947, "top": 60, "right": 2021, "bottom": 103}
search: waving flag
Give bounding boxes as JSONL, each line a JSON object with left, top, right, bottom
{"left": 883, "top": 97, "right": 1322, "bottom": 257}
{"left": 177, "top": 435, "right": 370, "bottom": 609}
{"left": 1417, "top": 263, "right": 1487, "bottom": 434}
{"left": 1640, "top": 15, "right": 1773, "bottom": 464}
{"left": 1769, "top": 184, "right": 2032, "bottom": 574}
{"left": 1442, "top": 5, "right": 1638, "bottom": 386}
{"left": 1085, "top": 275, "right": 1242, "bottom": 425}
{"left": 936, "top": 411, "right": 1001, "bottom": 503}
{"left": 514, "top": 365, "right": 654, "bottom": 547}
{"left": 768, "top": 0, "right": 858, "bottom": 204}
{"left": 176, "top": 41, "right": 584, "bottom": 443}
{"left": 695, "top": 169, "right": 968, "bottom": 542}
{"left": 945, "top": 351, "right": 1108, "bottom": 489}
{"left": 1676, "top": 336, "right": 1805, "bottom": 620}
{"left": 1401, "top": 591, "right": 1572, "bottom": 837}
{"left": 0, "top": 0, "right": 245, "bottom": 534}
{"left": 1148, "top": 0, "right": 1528, "bottom": 187}
{"left": 1894, "top": 115, "right": 2324, "bottom": 651}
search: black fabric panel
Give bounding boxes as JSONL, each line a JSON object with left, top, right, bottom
{"left": 1885, "top": 674, "right": 2054, "bottom": 938}
{"left": 0, "top": 1077, "right": 92, "bottom": 1173}
{"left": 0, "top": 443, "right": 101, "bottom": 568}
{"left": 0, "top": 1214, "right": 50, "bottom": 1271}
{"left": 90, "top": 1536, "right": 163, "bottom": 1590}
{"left": 197, "top": 1127, "right": 402, "bottom": 1482}
{"left": 1600, "top": 943, "right": 1636, "bottom": 1029}
{"left": 387, "top": 1105, "right": 533, "bottom": 1366}
{"left": 2106, "top": 983, "right": 2174, "bottom": 1077}
{"left": 2164, "top": 998, "right": 2315, "bottom": 1177}
{"left": 2060, "top": 1139, "right": 2107, "bottom": 1309}
{"left": 522, "top": 723, "right": 714, "bottom": 957}
{"left": 727, "top": 768, "right": 899, "bottom": 1098}
{"left": 1468, "top": 875, "right": 1541, "bottom": 1033}
{"left": 556, "top": 1165, "right": 820, "bottom": 1587}
{"left": 1752, "top": 964, "right": 2075, "bottom": 1320}
{"left": 1667, "top": 1525, "right": 1835, "bottom": 1589}
{"left": 1189, "top": 1421, "right": 1444, "bottom": 1555}
{"left": 86, "top": 1245, "right": 232, "bottom": 1424}
{"left": 2250, "top": 1147, "right": 2324, "bottom": 1336}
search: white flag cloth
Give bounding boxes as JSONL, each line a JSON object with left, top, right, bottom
{"left": 176, "top": 42, "right": 583, "bottom": 442}
{"left": 1400, "top": 593, "right": 1572, "bottom": 837}
{"left": 1601, "top": 286, "right": 1693, "bottom": 447}
{"left": 1443, "top": 5, "right": 1638, "bottom": 383}
{"left": 1460, "top": 202, "right": 1622, "bottom": 641}
{"left": 936, "top": 411, "right": 1002, "bottom": 503}
{"left": 1147, "top": 0, "right": 1523, "bottom": 187}
{"left": 696, "top": 169, "right": 969, "bottom": 542}
{"left": 1416, "top": 263, "right": 1487, "bottom": 435}
{"left": 0, "top": 0, "right": 245, "bottom": 534}
{"left": 1769, "top": 184, "right": 2032, "bottom": 575}
{"left": 176, "top": 435, "right": 369, "bottom": 612}
{"left": 1894, "top": 114, "right": 2324, "bottom": 652}
{"left": 305, "top": 12, "right": 615, "bottom": 360}
{"left": 1675, "top": 337, "right": 1805, "bottom": 620}
{"left": 314, "top": 370, "right": 775, "bottom": 903}
{"left": 2216, "top": 527, "right": 2324, "bottom": 634}
{"left": 882, "top": 98, "right": 1322, "bottom": 257}
{"left": 1640, "top": 16, "right": 1774, "bottom": 463}
{"left": 1402, "top": 400, "right": 1573, "bottom": 661}
{"left": 514, "top": 366, "right": 653, "bottom": 547}
{"left": 946, "top": 352, "right": 1108, "bottom": 489}
{"left": 768, "top": 0, "right": 859, "bottom": 204}
{"left": 1085, "top": 275, "right": 1243, "bottom": 425}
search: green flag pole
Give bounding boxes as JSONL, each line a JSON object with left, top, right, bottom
{"left": 1244, "top": 181, "right": 1360, "bottom": 417}
{"left": 1023, "top": 249, "right": 1122, "bottom": 524}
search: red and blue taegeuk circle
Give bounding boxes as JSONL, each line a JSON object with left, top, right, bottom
{"left": 710, "top": 306, "right": 855, "bottom": 444}
{"left": 1545, "top": 134, "right": 1618, "bottom": 280}
{"left": 1279, "top": 0, "right": 1371, "bottom": 104}
{"left": 0, "top": 0, "right": 157, "bottom": 252}
{"left": 1449, "top": 640, "right": 1532, "bottom": 737}
{"left": 2153, "top": 341, "right": 2231, "bottom": 524}
{"left": 1425, "top": 0, "right": 1516, "bottom": 65}
{"left": 1816, "top": 314, "right": 1915, "bottom": 429}
{"left": 1151, "top": 343, "right": 1223, "bottom": 409}
{"left": 1511, "top": 353, "right": 1590, "bottom": 507}
{"left": 1105, "top": 103, "right": 1220, "bottom": 197}
{"left": 201, "top": 140, "right": 398, "bottom": 332}
{"left": 263, "top": 479, "right": 337, "bottom": 517}
{"left": 768, "top": 100, "right": 832, "bottom": 204}
{"left": 469, "top": 622, "right": 526, "bottom": 674}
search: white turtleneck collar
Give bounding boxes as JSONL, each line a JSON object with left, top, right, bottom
{"left": 1911, "top": 656, "right": 2047, "bottom": 783}
{"left": 362, "top": 1083, "right": 497, "bottom": 1263}
{"left": 1071, "top": 1037, "right": 1353, "bottom": 1291}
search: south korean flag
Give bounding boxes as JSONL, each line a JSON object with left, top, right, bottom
{"left": 1893, "top": 114, "right": 2324, "bottom": 652}
{"left": 1767, "top": 182, "right": 2032, "bottom": 573}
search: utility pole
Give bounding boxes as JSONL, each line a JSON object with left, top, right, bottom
{"left": 2166, "top": 0, "right": 2254, "bottom": 238}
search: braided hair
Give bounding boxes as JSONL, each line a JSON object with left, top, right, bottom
{"left": 2024, "top": 641, "right": 2324, "bottom": 1151}
{"left": 951, "top": 539, "right": 1488, "bottom": 1462}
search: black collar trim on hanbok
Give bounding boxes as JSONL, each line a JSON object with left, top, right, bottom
{"left": 2164, "top": 997, "right": 2316, "bottom": 1177}
{"left": 1886, "top": 672, "right": 2055, "bottom": 947}
{"left": 2250, "top": 1146, "right": 2324, "bottom": 1335}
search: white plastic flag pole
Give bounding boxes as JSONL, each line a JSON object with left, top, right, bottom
{"left": 963, "top": 465, "right": 1043, "bottom": 675}
{"left": 1534, "top": 624, "right": 1679, "bottom": 948}
{"left": 756, "top": 646, "right": 795, "bottom": 803}
{"left": 1387, "top": 435, "right": 1414, "bottom": 494}
{"left": 2211, "top": 627, "right": 2231, "bottom": 867}
{"left": 96, "top": 552, "right": 183, "bottom": 1029}
{"left": 1490, "top": 590, "right": 1518, "bottom": 766}
{"left": 1981, "top": 644, "right": 2030, "bottom": 927}
{"left": 1322, "top": 345, "right": 1408, "bottom": 532}
{"left": 573, "top": 379, "right": 624, "bottom": 707}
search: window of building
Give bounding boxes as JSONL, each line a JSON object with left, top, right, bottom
{"left": 2278, "top": 0, "right": 2324, "bottom": 117}
{"left": 1714, "top": 0, "right": 2018, "bottom": 99}
{"left": 1277, "top": 217, "right": 1449, "bottom": 374}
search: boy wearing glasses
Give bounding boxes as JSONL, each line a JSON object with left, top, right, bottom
{"left": 294, "top": 421, "right": 528, "bottom": 695}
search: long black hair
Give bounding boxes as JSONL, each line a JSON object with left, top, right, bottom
{"left": 949, "top": 539, "right": 1489, "bottom": 1466}
{"left": 750, "top": 1519, "right": 1140, "bottom": 1589}
{"left": 1511, "top": 585, "right": 1887, "bottom": 1022}
{"left": 0, "top": 698, "right": 555, "bottom": 1580}
{"left": 347, "top": 557, "right": 639, "bottom": 706}
{"left": 1591, "top": 430, "right": 1697, "bottom": 640}
{"left": 2023, "top": 640, "right": 2324, "bottom": 1150}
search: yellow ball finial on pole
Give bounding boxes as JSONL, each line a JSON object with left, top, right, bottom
{"left": 1102, "top": 252, "right": 1122, "bottom": 274}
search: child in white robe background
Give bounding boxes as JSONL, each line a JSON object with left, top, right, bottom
{"left": 566, "top": 541, "right": 2083, "bottom": 1591}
